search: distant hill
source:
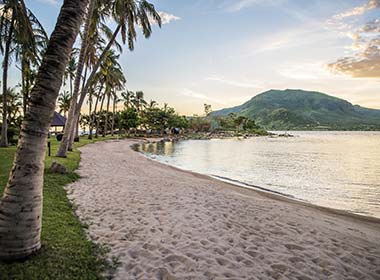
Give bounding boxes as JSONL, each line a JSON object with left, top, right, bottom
{"left": 211, "top": 89, "right": 380, "bottom": 130}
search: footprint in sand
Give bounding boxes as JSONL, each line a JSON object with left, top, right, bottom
{"left": 284, "top": 243, "right": 305, "bottom": 251}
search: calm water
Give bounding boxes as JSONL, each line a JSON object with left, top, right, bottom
{"left": 136, "top": 132, "right": 380, "bottom": 218}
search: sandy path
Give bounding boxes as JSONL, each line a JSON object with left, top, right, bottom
{"left": 65, "top": 140, "right": 380, "bottom": 280}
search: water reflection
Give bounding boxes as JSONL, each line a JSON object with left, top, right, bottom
{"left": 137, "top": 132, "right": 380, "bottom": 218}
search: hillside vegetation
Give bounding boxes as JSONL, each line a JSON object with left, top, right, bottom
{"left": 212, "top": 89, "right": 380, "bottom": 130}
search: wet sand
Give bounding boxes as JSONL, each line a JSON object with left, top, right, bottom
{"left": 65, "top": 139, "right": 380, "bottom": 279}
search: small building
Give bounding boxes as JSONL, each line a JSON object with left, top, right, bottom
{"left": 50, "top": 112, "right": 66, "bottom": 134}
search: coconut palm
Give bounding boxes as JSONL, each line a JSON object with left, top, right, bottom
{"left": 133, "top": 90, "right": 147, "bottom": 112}
{"left": 64, "top": 50, "right": 78, "bottom": 96}
{"left": 0, "top": 0, "right": 88, "bottom": 260}
{"left": 121, "top": 90, "right": 135, "bottom": 109}
{"left": 14, "top": 8, "right": 48, "bottom": 115}
{"left": 58, "top": 0, "right": 161, "bottom": 157}
{"left": 111, "top": 92, "right": 120, "bottom": 136}
{"left": 148, "top": 99, "right": 158, "bottom": 109}
{"left": 58, "top": 91, "right": 71, "bottom": 118}
{"left": 100, "top": 50, "right": 125, "bottom": 137}
{"left": 0, "top": 0, "right": 47, "bottom": 147}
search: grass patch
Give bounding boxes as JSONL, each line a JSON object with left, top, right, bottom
{"left": 0, "top": 135, "right": 119, "bottom": 280}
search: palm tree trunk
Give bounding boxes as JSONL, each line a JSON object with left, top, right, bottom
{"left": 90, "top": 84, "right": 102, "bottom": 139}
{"left": 68, "top": 65, "right": 88, "bottom": 149}
{"left": 0, "top": 0, "right": 87, "bottom": 260}
{"left": 95, "top": 91, "right": 105, "bottom": 138}
{"left": 88, "top": 90, "right": 93, "bottom": 139}
{"left": 0, "top": 16, "right": 15, "bottom": 147}
{"left": 111, "top": 94, "right": 116, "bottom": 136}
{"left": 103, "top": 89, "right": 111, "bottom": 137}
{"left": 57, "top": 0, "right": 96, "bottom": 157}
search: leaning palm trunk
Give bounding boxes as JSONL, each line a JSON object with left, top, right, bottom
{"left": 0, "top": 0, "right": 87, "bottom": 260}
{"left": 111, "top": 96, "right": 116, "bottom": 136}
{"left": 57, "top": 0, "right": 96, "bottom": 157}
{"left": 88, "top": 90, "right": 93, "bottom": 139}
{"left": 95, "top": 93, "right": 105, "bottom": 138}
{"left": 90, "top": 84, "right": 103, "bottom": 139}
{"left": 0, "top": 16, "right": 15, "bottom": 147}
{"left": 103, "top": 89, "right": 111, "bottom": 137}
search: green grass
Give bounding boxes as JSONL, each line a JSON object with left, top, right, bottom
{"left": 0, "top": 135, "right": 119, "bottom": 280}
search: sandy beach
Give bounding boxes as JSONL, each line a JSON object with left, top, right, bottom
{"left": 65, "top": 139, "right": 380, "bottom": 280}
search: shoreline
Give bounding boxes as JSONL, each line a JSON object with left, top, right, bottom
{"left": 134, "top": 138, "right": 380, "bottom": 224}
{"left": 67, "top": 139, "right": 380, "bottom": 279}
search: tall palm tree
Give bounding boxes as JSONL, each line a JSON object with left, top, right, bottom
{"left": 56, "top": 0, "right": 97, "bottom": 156}
{"left": 58, "top": 0, "right": 161, "bottom": 157}
{"left": 14, "top": 7, "right": 48, "bottom": 115}
{"left": 121, "top": 90, "right": 135, "bottom": 109}
{"left": 148, "top": 99, "right": 158, "bottom": 109}
{"left": 0, "top": 0, "right": 88, "bottom": 260}
{"left": 58, "top": 91, "right": 71, "bottom": 118}
{"left": 64, "top": 50, "right": 78, "bottom": 97}
{"left": 134, "top": 90, "right": 147, "bottom": 112}
{"left": 0, "top": 0, "right": 47, "bottom": 147}
{"left": 100, "top": 50, "right": 125, "bottom": 136}
{"left": 5, "top": 86, "right": 22, "bottom": 126}
{"left": 111, "top": 92, "right": 120, "bottom": 136}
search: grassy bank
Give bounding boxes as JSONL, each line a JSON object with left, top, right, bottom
{"left": 0, "top": 136, "right": 117, "bottom": 280}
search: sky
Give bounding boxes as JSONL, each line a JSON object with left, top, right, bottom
{"left": 10, "top": 0, "right": 380, "bottom": 114}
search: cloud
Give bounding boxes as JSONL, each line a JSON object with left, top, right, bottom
{"left": 326, "top": 0, "right": 380, "bottom": 31}
{"left": 328, "top": 38, "right": 380, "bottom": 78}
{"left": 279, "top": 62, "right": 333, "bottom": 80}
{"left": 38, "top": 0, "right": 59, "bottom": 5}
{"left": 332, "top": 0, "right": 380, "bottom": 20}
{"left": 223, "top": 0, "right": 285, "bottom": 12}
{"left": 180, "top": 88, "right": 227, "bottom": 105}
{"left": 205, "top": 76, "right": 264, "bottom": 88}
{"left": 358, "top": 19, "right": 380, "bottom": 33}
{"left": 157, "top": 11, "right": 181, "bottom": 25}
{"left": 326, "top": 1, "right": 380, "bottom": 78}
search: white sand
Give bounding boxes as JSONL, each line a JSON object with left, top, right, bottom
{"left": 65, "top": 139, "right": 380, "bottom": 280}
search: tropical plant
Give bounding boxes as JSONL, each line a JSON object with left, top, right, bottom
{"left": 119, "top": 107, "right": 139, "bottom": 134}
{"left": 64, "top": 49, "right": 78, "bottom": 96}
{"left": 57, "top": 91, "right": 71, "bottom": 118}
{"left": 58, "top": 0, "right": 162, "bottom": 157}
{"left": 121, "top": 90, "right": 135, "bottom": 109}
{"left": 0, "top": 0, "right": 48, "bottom": 147}
{"left": 0, "top": 0, "right": 88, "bottom": 260}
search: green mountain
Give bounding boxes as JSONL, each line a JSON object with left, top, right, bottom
{"left": 212, "top": 89, "right": 380, "bottom": 130}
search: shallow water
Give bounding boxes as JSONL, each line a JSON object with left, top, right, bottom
{"left": 135, "top": 132, "right": 380, "bottom": 218}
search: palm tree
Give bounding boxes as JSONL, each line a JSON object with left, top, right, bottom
{"left": 0, "top": 0, "right": 47, "bottom": 147}
{"left": 121, "top": 90, "right": 135, "bottom": 109}
{"left": 148, "top": 99, "right": 158, "bottom": 109}
{"left": 58, "top": 91, "right": 71, "bottom": 118}
{"left": 134, "top": 90, "right": 147, "bottom": 112}
{"left": 100, "top": 50, "right": 125, "bottom": 137}
{"left": 58, "top": 0, "right": 161, "bottom": 157}
{"left": 64, "top": 50, "right": 78, "bottom": 96}
{"left": 56, "top": 0, "right": 97, "bottom": 156}
{"left": 111, "top": 92, "right": 120, "bottom": 136}
{"left": 14, "top": 7, "right": 48, "bottom": 115}
{"left": 5, "top": 86, "right": 22, "bottom": 126}
{"left": 0, "top": 0, "right": 88, "bottom": 260}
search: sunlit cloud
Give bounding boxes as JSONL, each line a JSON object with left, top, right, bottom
{"left": 205, "top": 76, "right": 264, "bottom": 88}
{"left": 158, "top": 11, "right": 181, "bottom": 25}
{"left": 222, "top": 0, "right": 286, "bottom": 12}
{"left": 180, "top": 88, "right": 227, "bottom": 105}
{"left": 38, "top": 0, "right": 59, "bottom": 5}
{"left": 332, "top": 0, "right": 379, "bottom": 20}
{"left": 279, "top": 62, "right": 333, "bottom": 80}
{"left": 328, "top": 38, "right": 380, "bottom": 78}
